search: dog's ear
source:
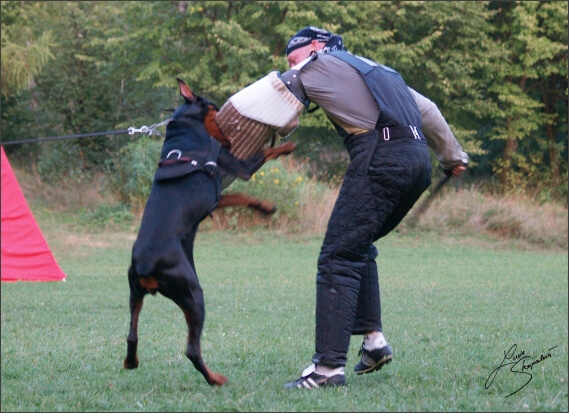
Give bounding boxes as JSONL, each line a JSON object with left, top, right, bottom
{"left": 176, "top": 78, "right": 196, "bottom": 102}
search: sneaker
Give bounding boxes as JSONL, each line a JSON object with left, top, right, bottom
{"left": 283, "top": 364, "right": 346, "bottom": 389}
{"left": 354, "top": 343, "right": 393, "bottom": 375}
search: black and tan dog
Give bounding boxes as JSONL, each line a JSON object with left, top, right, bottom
{"left": 123, "top": 79, "right": 296, "bottom": 386}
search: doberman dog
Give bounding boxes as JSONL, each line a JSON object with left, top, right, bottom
{"left": 123, "top": 79, "right": 296, "bottom": 386}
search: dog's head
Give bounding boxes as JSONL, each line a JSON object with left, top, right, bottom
{"left": 175, "top": 78, "right": 230, "bottom": 146}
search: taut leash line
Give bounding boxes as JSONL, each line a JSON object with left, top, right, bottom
{"left": 0, "top": 129, "right": 129, "bottom": 146}
{"left": 1, "top": 118, "right": 172, "bottom": 146}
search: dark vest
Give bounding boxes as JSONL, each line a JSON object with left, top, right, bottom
{"left": 326, "top": 51, "right": 424, "bottom": 139}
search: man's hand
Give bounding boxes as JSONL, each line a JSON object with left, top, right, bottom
{"left": 443, "top": 161, "right": 468, "bottom": 177}
{"left": 450, "top": 164, "right": 467, "bottom": 177}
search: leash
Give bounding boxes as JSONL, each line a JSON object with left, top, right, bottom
{"left": 127, "top": 118, "right": 172, "bottom": 136}
{"left": 0, "top": 118, "right": 172, "bottom": 146}
{"left": 407, "top": 157, "right": 468, "bottom": 227}
{"left": 406, "top": 174, "right": 451, "bottom": 228}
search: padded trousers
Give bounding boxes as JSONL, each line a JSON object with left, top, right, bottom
{"left": 312, "top": 131, "right": 432, "bottom": 368}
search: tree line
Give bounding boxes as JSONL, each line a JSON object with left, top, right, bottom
{"left": 1, "top": 1, "right": 567, "bottom": 198}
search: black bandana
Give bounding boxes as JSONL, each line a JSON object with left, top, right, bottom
{"left": 286, "top": 26, "right": 346, "bottom": 56}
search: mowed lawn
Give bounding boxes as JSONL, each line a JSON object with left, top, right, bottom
{"left": 1, "top": 220, "right": 567, "bottom": 412}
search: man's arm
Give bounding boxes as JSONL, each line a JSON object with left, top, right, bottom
{"left": 409, "top": 87, "right": 469, "bottom": 173}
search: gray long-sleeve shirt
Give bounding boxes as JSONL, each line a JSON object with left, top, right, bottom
{"left": 295, "top": 52, "right": 468, "bottom": 170}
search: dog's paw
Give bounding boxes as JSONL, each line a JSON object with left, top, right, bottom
{"left": 123, "top": 357, "right": 139, "bottom": 369}
{"left": 257, "top": 201, "right": 277, "bottom": 215}
{"left": 208, "top": 373, "right": 229, "bottom": 386}
{"left": 279, "top": 141, "right": 297, "bottom": 155}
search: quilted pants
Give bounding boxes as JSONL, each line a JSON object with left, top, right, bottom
{"left": 312, "top": 131, "right": 432, "bottom": 368}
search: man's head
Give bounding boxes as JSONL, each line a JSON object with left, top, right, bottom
{"left": 286, "top": 26, "right": 345, "bottom": 67}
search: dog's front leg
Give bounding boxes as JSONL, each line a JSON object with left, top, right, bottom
{"left": 216, "top": 142, "right": 298, "bottom": 181}
{"left": 261, "top": 141, "right": 297, "bottom": 161}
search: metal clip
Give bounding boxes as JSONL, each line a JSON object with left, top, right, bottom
{"left": 204, "top": 161, "right": 218, "bottom": 176}
{"left": 128, "top": 126, "right": 151, "bottom": 135}
{"left": 166, "top": 149, "right": 182, "bottom": 160}
{"left": 410, "top": 126, "right": 421, "bottom": 140}
{"left": 128, "top": 119, "right": 171, "bottom": 136}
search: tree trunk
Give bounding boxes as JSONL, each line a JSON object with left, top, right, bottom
{"left": 500, "top": 119, "right": 518, "bottom": 186}
{"left": 544, "top": 77, "right": 561, "bottom": 188}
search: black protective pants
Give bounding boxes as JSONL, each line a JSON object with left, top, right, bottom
{"left": 312, "top": 131, "right": 432, "bottom": 368}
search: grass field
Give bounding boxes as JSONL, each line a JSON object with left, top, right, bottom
{"left": 1, "top": 204, "right": 567, "bottom": 412}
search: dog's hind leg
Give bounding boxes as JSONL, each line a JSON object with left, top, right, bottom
{"left": 183, "top": 310, "right": 227, "bottom": 386}
{"left": 124, "top": 265, "right": 148, "bottom": 369}
{"left": 160, "top": 251, "right": 227, "bottom": 385}
{"left": 176, "top": 230, "right": 227, "bottom": 385}
{"left": 124, "top": 292, "right": 144, "bottom": 369}
{"left": 218, "top": 192, "right": 277, "bottom": 214}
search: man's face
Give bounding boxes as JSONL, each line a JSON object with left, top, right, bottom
{"left": 287, "top": 42, "right": 318, "bottom": 67}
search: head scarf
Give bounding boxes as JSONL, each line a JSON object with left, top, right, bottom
{"left": 286, "top": 26, "right": 345, "bottom": 56}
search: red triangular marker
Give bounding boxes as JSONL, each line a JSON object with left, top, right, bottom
{"left": 1, "top": 146, "right": 66, "bottom": 282}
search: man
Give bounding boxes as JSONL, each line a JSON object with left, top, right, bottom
{"left": 280, "top": 27, "right": 468, "bottom": 389}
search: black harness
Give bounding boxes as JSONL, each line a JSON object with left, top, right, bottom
{"left": 155, "top": 137, "right": 221, "bottom": 180}
{"left": 154, "top": 99, "right": 223, "bottom": 182}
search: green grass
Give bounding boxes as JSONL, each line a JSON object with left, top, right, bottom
{"left": 1, "top": 214, "right": 568, "bottom": 411}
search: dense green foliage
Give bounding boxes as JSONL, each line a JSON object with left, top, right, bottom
{"left": 1, "top": 1, "right": 567, "bottom": 201}
{"left": 107, "top": 135, "right": 162, "bottom": 209}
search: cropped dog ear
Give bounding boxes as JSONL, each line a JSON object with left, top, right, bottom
{"left": 176, "top": 78, "right": 196, "bottom": 102}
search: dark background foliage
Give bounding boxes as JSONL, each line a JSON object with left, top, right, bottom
{"left": 1, "top": 1, "right": 567, "bottom": 198}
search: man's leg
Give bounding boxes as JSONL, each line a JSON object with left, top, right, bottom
{"left": 311, "top": 172, "right": 380, "bottom": 368}
{"left": 284, "top": 174, "right": 377, "bottom": 389}
{"left": 352, "top": 142, "right": 432, "bottom": 375}
{"left": 352, "top": 244, "right": 382, "bottom": 335}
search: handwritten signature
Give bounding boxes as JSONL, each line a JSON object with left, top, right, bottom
{"left": 485, "top": 344, "right": 559, "bottom": 397}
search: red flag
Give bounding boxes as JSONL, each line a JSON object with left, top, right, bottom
{"left": 1, "top": 146, "right": 66, "bottom": 282}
